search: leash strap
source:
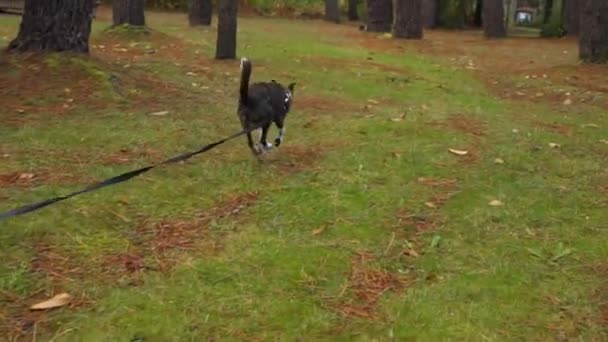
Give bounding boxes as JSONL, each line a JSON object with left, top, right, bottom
{"left": 0, "top": 127, "right": 253, "bottom": 221}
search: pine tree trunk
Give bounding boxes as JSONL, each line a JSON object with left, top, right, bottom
{"left": 348, "top": 0, "right": 359, "bottom": 21}
{"left": 325, "top": 0, "right": 340, "bottom": 23}
{"left": 579, "top": 0, "right": 608, "bottom": 63}
{"left": 422, "top": 0, "right": 438, "bottom": 28}
{"left": 216, "top": 0, "right": 238, "bottom": 60}
{"left": 394, "top": 0, "right": 423, "bottom": 39}
{"left": 366, "top": 0, "right": 393, "bottom": 32}
{"left": 190, "top": 0, "right": 212, "bottom": 26}
{"left": 562, "top": 0, "right": 580, "bottom": 35}
{"left": 113, "top": 0, "right": 145, "bottom": 26}
{"left": 473, "top": 0, "right": 482, "bottom": 27}
{"left": 482, "top": 0, "right": 506, "bottom": 38}
{"left": 8, "top": 0, "right": 94, "bottom": 53}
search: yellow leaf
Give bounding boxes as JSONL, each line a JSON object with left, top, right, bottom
{"left": 489, "top": 200, "right": 504, "bottom": 207}
{"left": 448, "top": 148, "right": 469, "bottom": 156}
{"left": 30, "top": 293, "right": 71, "bottom": 310}
{"left": 312, "top": 225, "right": 326, "bottom": 236}
{"left": 424, "top": 202, "right": 437, "bottom": 209}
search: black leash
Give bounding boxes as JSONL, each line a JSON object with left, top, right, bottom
{"left": 0, "top": 127, "right": 255, "bottom": 221}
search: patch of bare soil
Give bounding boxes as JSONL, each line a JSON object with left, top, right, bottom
{"left": 296, "top": 93, "right": 363, "bottom": 115}
{"left": 534, "top": 121, "right": 573, "bottom": 136}
{"left": 0, "top": 170, "right": 93, "bottom": 188}
{"left": 0, "top": 53, "right": 190, "bottom": 127}
{"left": 264, "top": 145, "right": 325, "bottom": 174}
{"left": 131, "top": 192, "right": 259, "bottom": 271}
{"left": 328, "top": 251, "right": 412, "bottom": 320}
{"left": 101, "top": 146, "right": 164, "bottom": 165}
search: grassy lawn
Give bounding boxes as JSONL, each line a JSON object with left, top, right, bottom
{"left": 1, "top": 8, "right": 608, "bottom": 341}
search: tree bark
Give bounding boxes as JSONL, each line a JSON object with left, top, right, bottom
{"left": 394, "top": 0, "right": 423, "bottom": 39}
{"left": 562, "top": 0, "right": 580, "bottom": 35}
{"left": 325, "top": 0, "right": 340, "bottom": 23}
{"left": 366, "top": 0, "right": 393, "bottom": 32}
{"left": 348, "top": 0, "right": 359, "bottom": 21}
{"left": 216, "top": 0, "right": 238, "bottom": 60}
{"left": 482, "top": 0, "right": 506, "bottom": 38}
{"left": 422, "top": 0, "right": 438, "bottom": 28}
{"left": 473, "top": 0, "right": 482, "bottom": 27}
{"left": 190, "top": 0, "right": 212, "bottom": 26}
{"left": 8, "top": 0, "right": 94, "bottom": 53}
{"left": 579, "top": 0, "right": 608, "bottom": 63}
{"left": 113, "top": 0, "right": 145, "bottom": 26}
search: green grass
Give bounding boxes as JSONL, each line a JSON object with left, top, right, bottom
{"left": 1, "top": 11, "right": 608, "bottom": 341}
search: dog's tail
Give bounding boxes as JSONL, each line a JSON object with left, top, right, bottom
{"left": 240, "top": 58, "right": 252, "bottom": 105}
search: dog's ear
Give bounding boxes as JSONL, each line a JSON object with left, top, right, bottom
{"left": 288, "top": 82, "right": 296, "bottom": 92}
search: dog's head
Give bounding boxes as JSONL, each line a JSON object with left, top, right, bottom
{"left": 284, "top": 82, "right": 296, "bottom": 112}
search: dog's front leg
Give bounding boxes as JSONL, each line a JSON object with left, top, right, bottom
{"left": 274, "top": 122, "right": 285, "bottom": 147}
{"left": 260, "top": 123, "right": 273, "bottom": 151}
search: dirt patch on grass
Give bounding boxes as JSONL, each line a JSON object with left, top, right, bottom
{"left": 30, "top": 243, "right": 86, "bottom": 283}
{"left": 296, "top": 93, "right": 362, "bottom": 115}
{"left": 0, "top": 170, "right": 93, "bottom": 188}
{"left": 394, "top": 208, "right": 441, "bottom": 234}
{"left": 265, "top": 145, "right": 326, "bottom": 174}
{"left": 534, "top": 121, "right": 573, "bottom": 136}
{"left": 329, "top": 251, "right": 411, "bottom": 320}
{"left": 429, "top": 113, "right": 487, "bottom": 138}
{"left": 127, "top": 192, "right": 259, "bottom": 272}
{"left": 101, "top": 146, "right": 164, "bottom": 165}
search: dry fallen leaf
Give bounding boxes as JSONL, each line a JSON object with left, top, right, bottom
{"left": 448, "top": 148, "right": 469, "bottom": 156}
{"left": 18, "top": 173, "right": 35, "bottom": 180}
{"left": 367, "top": 99, "right": 380, "bottom": 105}
{"left": 424, "top": 202, "right": 437, "bottom": 209}
{"left": 563, "top": 98, "right": 572, "bottom": 105}
{"left": 30, "top": 293, "right": 71, "bottom": 310}
{"left": 489, "top": 200, "right": 504, "bottom": 207}
{"left": 582, "top": 123, "right": 599, "bottom": 128}
{"left": 312, "top": 225, "right": 326, "bottom": 236}
{"left": 599, "top": 140, "right": 608, "bottom": 145}
{"left": 149, "top": 111, "right": 169, "bottom": 116}
{"left": 494, "top": 158, "right": 505, "bottom": 164}
{"left": 549, "top": 142, "right": 560, "bottom": 148}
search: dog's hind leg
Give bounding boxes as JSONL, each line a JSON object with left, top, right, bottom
{"left": 246, "top": 131, "right": 262, "bottom": 155}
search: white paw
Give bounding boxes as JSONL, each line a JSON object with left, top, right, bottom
{"left": 262, "top": 141, "right": 273, "bottom": 151}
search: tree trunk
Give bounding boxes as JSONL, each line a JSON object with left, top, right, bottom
{"left": 482, "top": 0, "right": 506, "bottom": 38}
{"left": 325, "top": 0, "right": 340, "bottom": 23}
{"left": 579, "top": 0, "right": 608, "bottom": 63}
{"left": 473, "top": 0, "right": 482, "bottom": 27}
{"left": 422, "top": 0, "right": 439, "bottom": 28}
{"left": 562, "top": 0, "right": 580, "bottom": 35}
{"left": 190, "top": 0, "right": 212, "bottom": 26}
{"left": 348, "top": 0, "right": 359, "bottom": 21}
{"left": 394, "top": 0, "right": 423, "bottom": 38}
{"left": 216, "top": 0, "right": 238, "bottom": 60}
{"left": 366, "top": 0, "right": 393, "bottom": 32}
{"left": 8, "top": 0, "right": 94, "bottom": 53}
{"left": 113, "top": 0, "right": 145, "bottom": 26}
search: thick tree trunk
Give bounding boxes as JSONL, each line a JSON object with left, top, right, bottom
{"left": 579, "top": 0, "right": 608, "bottom": 63}
{"left": 482, "top": 0, "right": 506, "bottom": 38}
{"left": 325, "top": 0, "right": 340, "bottom": 23}
{"left": 348, "top": 0, "right": 359, "bottom": 21}
{"left": 473, "top": 0, "right": 482, "bottom": 27}
{"left": 113, "top": 0, "right": 145, "bottom": 26}
{"left": 562, "top": 0, "right": 580, "bottom": 35}
{"left": 422, "top": 0, "right": 438, "bottom": 28}
{"left": 394, "top": 0, "right": 423, "bottom": 39}
{"left": 8, "top": 0, "right": 94, "bottom": 53}
{"left": 366, "top": 0, "right": 393, "bottom": 32}
{"left": 190, "top": 0, "right": 212, "bottom": 26}
{"left": 215, "top": 0, "right": 238, "bottom": 59}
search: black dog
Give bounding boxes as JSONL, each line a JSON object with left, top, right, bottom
{"left": 238, "top": 58, "right": 295, "bottom": 156}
